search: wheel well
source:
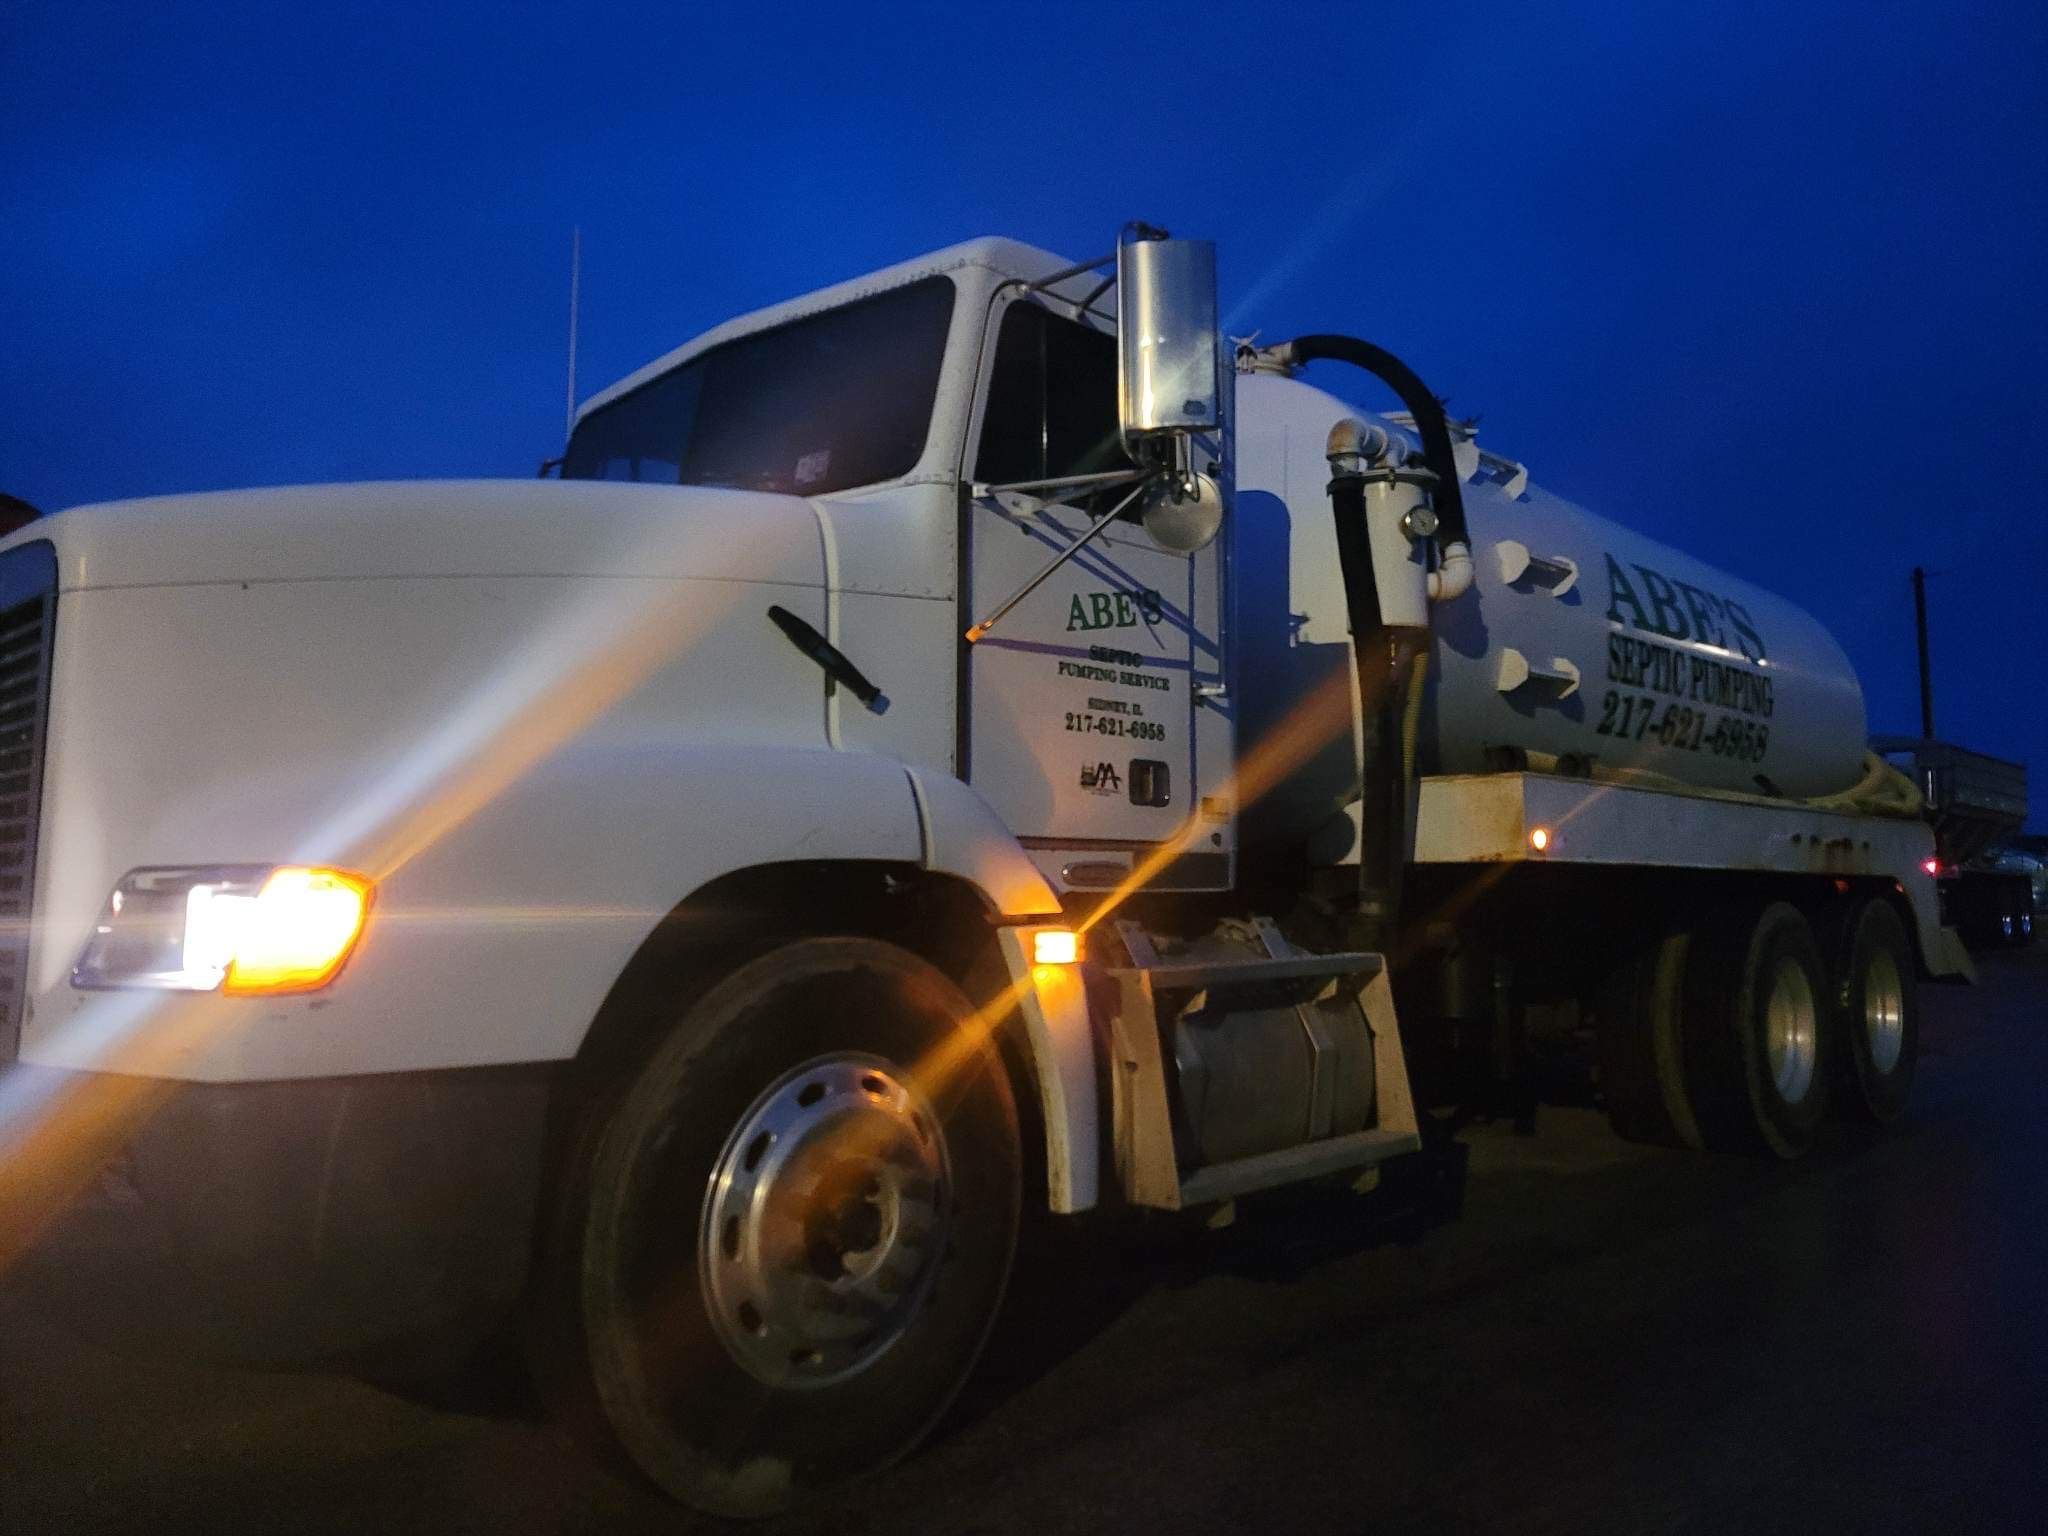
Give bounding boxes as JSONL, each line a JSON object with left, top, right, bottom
{"left": 568, "top": 860, "right": 1010, "bottom": 1089}
{"left": 546, "top": 860, "right": 1053, "bottom": 1230}
{"left": 520, "top": 863, "right": 1047, "bottom": 1418}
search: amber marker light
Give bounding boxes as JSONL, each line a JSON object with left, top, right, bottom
{"left": 1032, "top": 928, "right": 1081, "bottom": 966}
{"left": 1529, "top": 827, "right": 1552, "bottom": 853}
{"left": 216, "top": 867, "right": 374, "bottom": 993}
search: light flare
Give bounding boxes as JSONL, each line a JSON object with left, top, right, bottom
{"left": 0, "top": 992, "right": 242, "bottom": 1272}
{"left": 1080, "top": 662, "right": 1363, "bottom": 934}
{"left": 1, "top": 563, "right": 750, "bottom": 1273}
{"left": 1031, "top": 929, "right": 1080, "bottom": 966}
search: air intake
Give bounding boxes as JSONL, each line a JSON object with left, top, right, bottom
{"left": 0, "top": 542, "right": 57, "bottom": 1063}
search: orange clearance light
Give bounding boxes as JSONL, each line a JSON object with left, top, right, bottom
{"left": 1032, "top": 928, "right": 1081, "bottom": 966}
{"left": 1529, "top": 827, "right": 1551, "bottom": 853}
{"left": 219, "top": 867, "right": 375, "bottom": 994}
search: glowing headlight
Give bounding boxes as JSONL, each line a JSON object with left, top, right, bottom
{"left": 73, "top": 865, "right": 374, "bottom": 995}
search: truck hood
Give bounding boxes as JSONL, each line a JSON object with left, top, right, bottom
{"left": 31, "top": 480, "right": 826, "bottom": 592}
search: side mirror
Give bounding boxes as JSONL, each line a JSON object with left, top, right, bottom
{"left": 1117, "top": 234, "right": 1221, "bottom": 451}
{"left": 1137, "top": 471, "right": 1225, "bottom": 554}
{"left": 1117, "top": 231, "right": 1224, "bottom": 553}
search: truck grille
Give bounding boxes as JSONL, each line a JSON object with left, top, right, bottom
{"left": 0, "top": 543, "right": 57, "bottom": 1064}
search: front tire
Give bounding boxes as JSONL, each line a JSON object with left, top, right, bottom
{"left": 574, "top": 938, "right": 1021, "bottom": 1518}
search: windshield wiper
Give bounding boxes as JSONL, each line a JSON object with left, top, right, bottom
{"left": 766, "top": 606, "right": 889, "bottom": 714}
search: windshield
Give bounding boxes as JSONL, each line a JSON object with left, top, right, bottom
{"left": 562, "top": 274, "right": 956, "bottom": 496}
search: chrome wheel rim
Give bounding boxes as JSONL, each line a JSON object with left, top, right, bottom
{"left": 700, "top": 1053, "right": 951, "bottom": 1390}
{"left": 1863, "top": 947, "right": 1905, "bottom": 1075}
{"left": 1763, "top": 955, "right": 1819, "bottom": 1105}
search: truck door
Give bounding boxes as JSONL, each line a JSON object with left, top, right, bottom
{"left": 963, "top": 295, "right": 1228, "bottom": 887}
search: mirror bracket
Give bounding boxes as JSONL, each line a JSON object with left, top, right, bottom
{"left": 968, "top": 467, "right": 1151, "bottom": 502}
{"left": 963, "top": 474, "right": 1161, "bottom": 644}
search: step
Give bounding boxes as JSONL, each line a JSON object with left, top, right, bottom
{"left": 1178, "top": 1126, "right": 1421, "bottom": 1205}
{"left": 1121, "top": 950, "right": 1383, "bottom": 995}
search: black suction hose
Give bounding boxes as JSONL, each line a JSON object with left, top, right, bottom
{"left": 1283, "top": 334, "right": 1470, "bottom": 552}
{"left": 1290, "top": 334, "right": 1463, "bottom": 953}
{"left": 1326, "top": 472, "right": 1411, "bottom": 952}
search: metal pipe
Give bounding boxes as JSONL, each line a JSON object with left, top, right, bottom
{"left": 1019, "top": 251, "right": 1116, "bottom": 295}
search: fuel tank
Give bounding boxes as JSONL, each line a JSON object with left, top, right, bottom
{"left": 1233, "top": 373, "right": 1867, "bottom": 846}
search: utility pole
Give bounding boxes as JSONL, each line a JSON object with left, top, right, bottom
{"left": 1912, "top": 565, "right": 1935, "bottom": 741}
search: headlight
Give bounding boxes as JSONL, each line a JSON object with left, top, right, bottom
{"left": 73, "top": 865, "right": 374, "bottom": 995}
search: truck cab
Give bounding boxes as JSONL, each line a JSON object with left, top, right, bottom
{"left": 1, "top": 230, "right": 1960, "bottom": 1518}
{"left": 559, "top": 237, "right": 1236, "bottom": 892}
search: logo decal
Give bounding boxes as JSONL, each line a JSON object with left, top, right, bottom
{"left": 1080, "top": 760, "right": 1123, "bottom": 795}
{"left": 1604, "top": 554, "right": 1768, "bottom": 663}
{"left": 1066, "top": 588, "right": 1164, "bottom": 633}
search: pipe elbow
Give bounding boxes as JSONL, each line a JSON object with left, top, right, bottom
{"left": 1326, "top": 416, "right": 1394, "bottom": 472}
{"left": 1428, "top": 542, "right": 1475, "bottom": 602}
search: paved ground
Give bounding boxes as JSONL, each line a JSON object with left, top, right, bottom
{"left": 5, "top": 947, "right": 2045, "bottom": 1535}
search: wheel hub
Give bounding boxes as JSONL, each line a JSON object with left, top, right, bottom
{"left": 1763, "top": 955, "right": 1819, "bottom": 1105}
{"left": 700, "top": 1054, "right": 951, "bottom": 1388}
{"left": 1862, "top": 947, "right": 1905, "bottom": 1075}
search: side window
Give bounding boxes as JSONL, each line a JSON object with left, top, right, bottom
{"left": 975, "top": 302, "right": 1133, "bottom": 507}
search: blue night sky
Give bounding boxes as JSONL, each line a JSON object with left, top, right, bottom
{"left": 3, "top": 1, "right": 2043, "bottom": 823}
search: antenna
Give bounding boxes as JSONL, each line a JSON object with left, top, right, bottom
{"left": 1912, "top": 565, "right": 1935, "bottom": 740}
{"left": 564, "top": 227, "right": 582, "bottom": 442}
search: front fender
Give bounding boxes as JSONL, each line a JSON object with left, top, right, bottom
{"left": 31, "top": 743, "right": 1042, "bottom": 1079}
{"left": 22, "top": 742, "right": 1103, "bottom": 1213}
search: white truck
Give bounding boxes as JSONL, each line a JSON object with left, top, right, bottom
{"left": 0, "top": 229, "right": 1966, "bottom": 1516}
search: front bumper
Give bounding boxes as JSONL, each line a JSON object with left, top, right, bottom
{"left": 5, "top": 1063, "right": 554, "bottom": 1367}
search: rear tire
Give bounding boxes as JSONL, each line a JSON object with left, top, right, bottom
{"left": 1594, "top": 931, "right": 1704, "bottom": 1149}
{"left": 1830, "top": 898, "right": 1918, "bottom": 1125}
{"left": 1683, "top": 902, "right": 1831, "bottom": 1159}
{"left": 568, "top": 938, "right": 1020, "bottom": 1518}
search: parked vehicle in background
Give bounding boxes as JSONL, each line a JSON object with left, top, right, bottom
{"left": 1874, "top": 736, "right": 2033, "bottom": 948}
{"left": 1995, "top": 846, "right": 2048, "bottom": 913}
